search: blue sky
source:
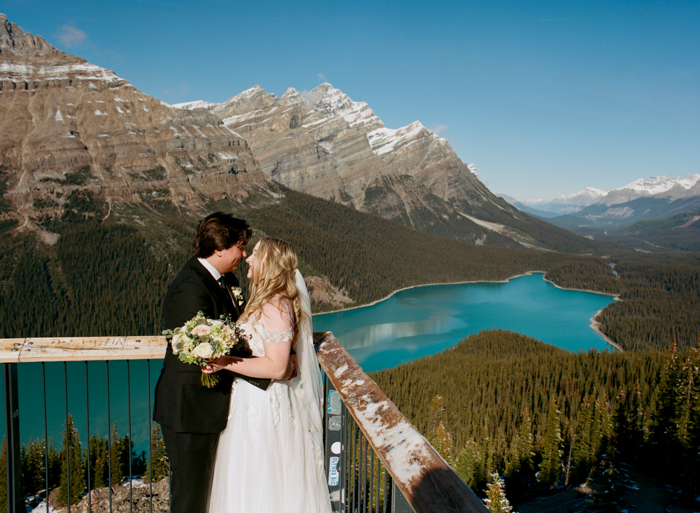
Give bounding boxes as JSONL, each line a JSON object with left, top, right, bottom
{"left": 3, "top": 0, "right": 699, "bottom": 200}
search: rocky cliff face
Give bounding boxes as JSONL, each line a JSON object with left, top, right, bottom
{"left": 1, "top": 13, "right": 583, "bottom": 251}
{"left": 199, "top": 83, "right": 507, "bottom": 232}
{"left": 0, "top": 14, "right": 267, "bottom": 231}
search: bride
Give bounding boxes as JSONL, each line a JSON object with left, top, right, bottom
{"left": 204, "top": 237, "right": 332, "bottom": 513}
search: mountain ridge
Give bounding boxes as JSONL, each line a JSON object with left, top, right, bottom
{"left": 517, "top": 174, "right": 700, "bottom": 217}
{"left": 0, "top": 13, "right": 597, "bottom": 253}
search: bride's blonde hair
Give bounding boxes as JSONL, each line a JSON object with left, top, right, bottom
{"left": 240, "top": 238, "right": 304, "bottom": 346}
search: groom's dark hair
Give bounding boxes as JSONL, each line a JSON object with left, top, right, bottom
{"left": 193, "top": 212, "right": 252, "bottom": 258}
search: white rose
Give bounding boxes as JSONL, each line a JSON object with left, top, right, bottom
{"left": 210, "top": 320, "right": 224, "bottom": 328}
{"left": 171, "top": 334, "right": 184, "bottom": 354}
{"left": 193, "top": 342, "right": 214, "bottom": 359}
{"left": 191, "top": 324, "right": 212, "bottom": 337}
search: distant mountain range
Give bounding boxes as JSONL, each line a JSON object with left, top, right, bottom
{"left": 512, "top": 187, "right": 608, "bottom": 216}
{"left": 0, "top": 12, "right": 593, "bottom": 253}
{"left": 500, "top": 174, "right": 700, "bottom": 251}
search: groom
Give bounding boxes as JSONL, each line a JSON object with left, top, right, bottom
{"left": 153, "top": 212, "right": 271, "bottom": 513}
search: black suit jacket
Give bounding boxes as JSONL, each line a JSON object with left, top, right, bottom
{"left": 153, "top": 257, "right": 268, "bottom": 433}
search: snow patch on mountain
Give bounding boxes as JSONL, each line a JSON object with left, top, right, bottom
{"left": 368, "top": 121, "right": 426, "bottom": 156}
{"left": 301, "top": 83, "right": 383, "bottom": 131}
{"left": 0, "top": 62, "right": 121, "bottom": 83}
{"left": 171, "top": 100, "right": 217, "bottom": 111}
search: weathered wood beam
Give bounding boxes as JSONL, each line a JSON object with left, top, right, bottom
{"left": 0, "top": 336, "right": 167, "bottom": 362}
{"left": 315, "top": 332, "right": 489, "bottom": 513}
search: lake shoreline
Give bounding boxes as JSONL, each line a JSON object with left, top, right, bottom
{"left": 314, "top": 271, "right": 622, "bottom": 352}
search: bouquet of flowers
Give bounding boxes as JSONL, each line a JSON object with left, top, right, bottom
{"left": 163, "top": 311, "right": 248, "bottom": 388}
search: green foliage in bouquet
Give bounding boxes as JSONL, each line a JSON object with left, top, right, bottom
{"left": 163, "top": 311, "right": 246, "bottom": 387}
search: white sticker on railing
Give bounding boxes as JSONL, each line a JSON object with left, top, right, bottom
{"left": 328, "top": 415, "right": 341, "bottom": 431}
{"left": 328, "top": 456, "right": 340, "bottom": 486}
{"left": 327, "top": 390, "right": 341, "bottom": 414}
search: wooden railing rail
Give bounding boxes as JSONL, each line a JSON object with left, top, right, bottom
{"left": 0, "top": 336, "right": 166, "bottom": 363}
{"left": 315, "top": 332, "right": 488, "bottom": 513}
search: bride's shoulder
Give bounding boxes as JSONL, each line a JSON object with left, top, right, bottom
{"left": 260, "top": 296, "right": 293, "bottom": 333}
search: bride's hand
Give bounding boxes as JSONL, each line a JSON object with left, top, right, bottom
{"left": 203, "top": 356, "right": 227, "bottom": 374}
{"left": 203, "top": 355, "right": 245, "bottom": 373}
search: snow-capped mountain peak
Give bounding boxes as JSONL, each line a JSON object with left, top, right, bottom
{"left": 618, "top": 174, "right": 700, "bottom": 195}
{"left": 301, "top": 83, "right": 383, "bottom": 131}
{"left": 170, "top": 100, "right": 217, "bottom": 111}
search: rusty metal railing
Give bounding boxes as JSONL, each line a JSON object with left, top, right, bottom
{"left": 0, "top": 334, "right": 487, "bottom": 513}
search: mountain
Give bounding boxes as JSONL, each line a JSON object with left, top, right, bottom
{"left": 173, "top": 83, "right": 600, "bottom": 250}
{"left": 569, "top": 206, "right": 700, "bottom": 252}
{"left": 497, "top": 194, "right": 558, "bottom": 219}
{"left": 0, "top": 13, "right": 598, "bottom": 254}
{"left": 545, "top": 174, "right": 700, "bottom": 232}
{"left": 598, "top": 174, "right": 700, "bottom": 206}
{"left": 0, "top": 13, "right": 268, "bottom": 234}
{"left": 176, "top": 83, "right": 568, "bottom": 249}
{"left": 518, "top": 187, "right": 607, "bottom": 216}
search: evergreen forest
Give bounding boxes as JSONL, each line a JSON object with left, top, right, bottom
{"left": 1, "top": 185, "right": 698, "bottom": 350}
{"left": 373, "top": 330, "right": 700, "bottom": 508}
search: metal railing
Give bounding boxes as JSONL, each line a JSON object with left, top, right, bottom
{"left": 0, "top": 333, "right": 487, "bottom": 513}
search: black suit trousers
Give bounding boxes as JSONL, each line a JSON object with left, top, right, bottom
{"left": 160, "top": 425, "right": 220, "bottom": 513}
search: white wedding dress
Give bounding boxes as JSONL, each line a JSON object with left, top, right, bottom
{"left": 207, "top": 272, "right": 331, "bottom": 513}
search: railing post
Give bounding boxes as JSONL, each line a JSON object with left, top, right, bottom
{"left": 3, "top": 363, "right": 22, "bottom": 513}
{"left": 325, "top": 380, "right": 347, "bottom": 512}
{"left": 391, "top": 480, "right": 415, "bottom": 513}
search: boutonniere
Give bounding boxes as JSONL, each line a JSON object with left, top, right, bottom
{"left": 231, "top": 286, "right": 244, "bottom": 304}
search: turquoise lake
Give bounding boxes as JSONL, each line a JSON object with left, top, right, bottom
{"left": 6, "top": 273, "right": 616, "bottom": 449}
{"left": 313, "top": 273, "right": 616, "bottom": 373}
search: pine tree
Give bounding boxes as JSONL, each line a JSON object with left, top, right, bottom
{"left": 677, "top": 347, "right": 699, "bottom": 453}
{"left": 593, "top": 395, "right": 613, "bottom": 454}
{"left": 428, "top": 395, "right": 454, "bottom": 465}
{"left": 504, "top": 431, "right": 522, "bottom": 478}
{"left": 612, "top": 387, "right": 633, "bottom": 458}
{"left": 89, "top": 434, "right": 107, "bottom": 488}
{"left": 454, "top": 439, "right": 479, "bottom": 488}
{"left": 518, "top": 408, "right": 534, "bottom": 474}
{"left": 109, "top": 422, "right": 123, "bottom": 485}
{"left": 648, "top": 342, "right": 683, "bottom": 474}
{"left": 537, "top": 399, "right": 562, "bottom": 487}
{"left": 505, "top": 409, "right": 535, "bottom": 479}
{"left": 47, "top": 438, "right": 61, "bottom": 490}
{"left": 145, "top": 426, "right": 169, "bottom": 483}
{"left": 118, "top": 435, "right": 132, "bottom": 482}
{"left": 628, "top": 383, "right": 646, "bottom": 454}
{"left": 570, "top": 395, "right": 595, "bottom": 484}
{"left": 21, "top": 438, "right": 46, "bottom": 496}
{"left": 484, "top": 473, "right": 513, "bottom": 513}
{"left": 57, "top": 414, "right": 85, "bottom": 505}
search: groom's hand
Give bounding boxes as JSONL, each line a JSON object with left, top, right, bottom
{"left": 283, "top": 354, "right": 298, "bottom": 380}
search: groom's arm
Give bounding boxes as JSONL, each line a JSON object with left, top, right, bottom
{"left": 164, "top": 275, "right": 215, "bottom": 331}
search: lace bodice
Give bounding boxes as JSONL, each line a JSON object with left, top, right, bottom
{"left": 237, "top": 318, "right": 293, "bottom": 357}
